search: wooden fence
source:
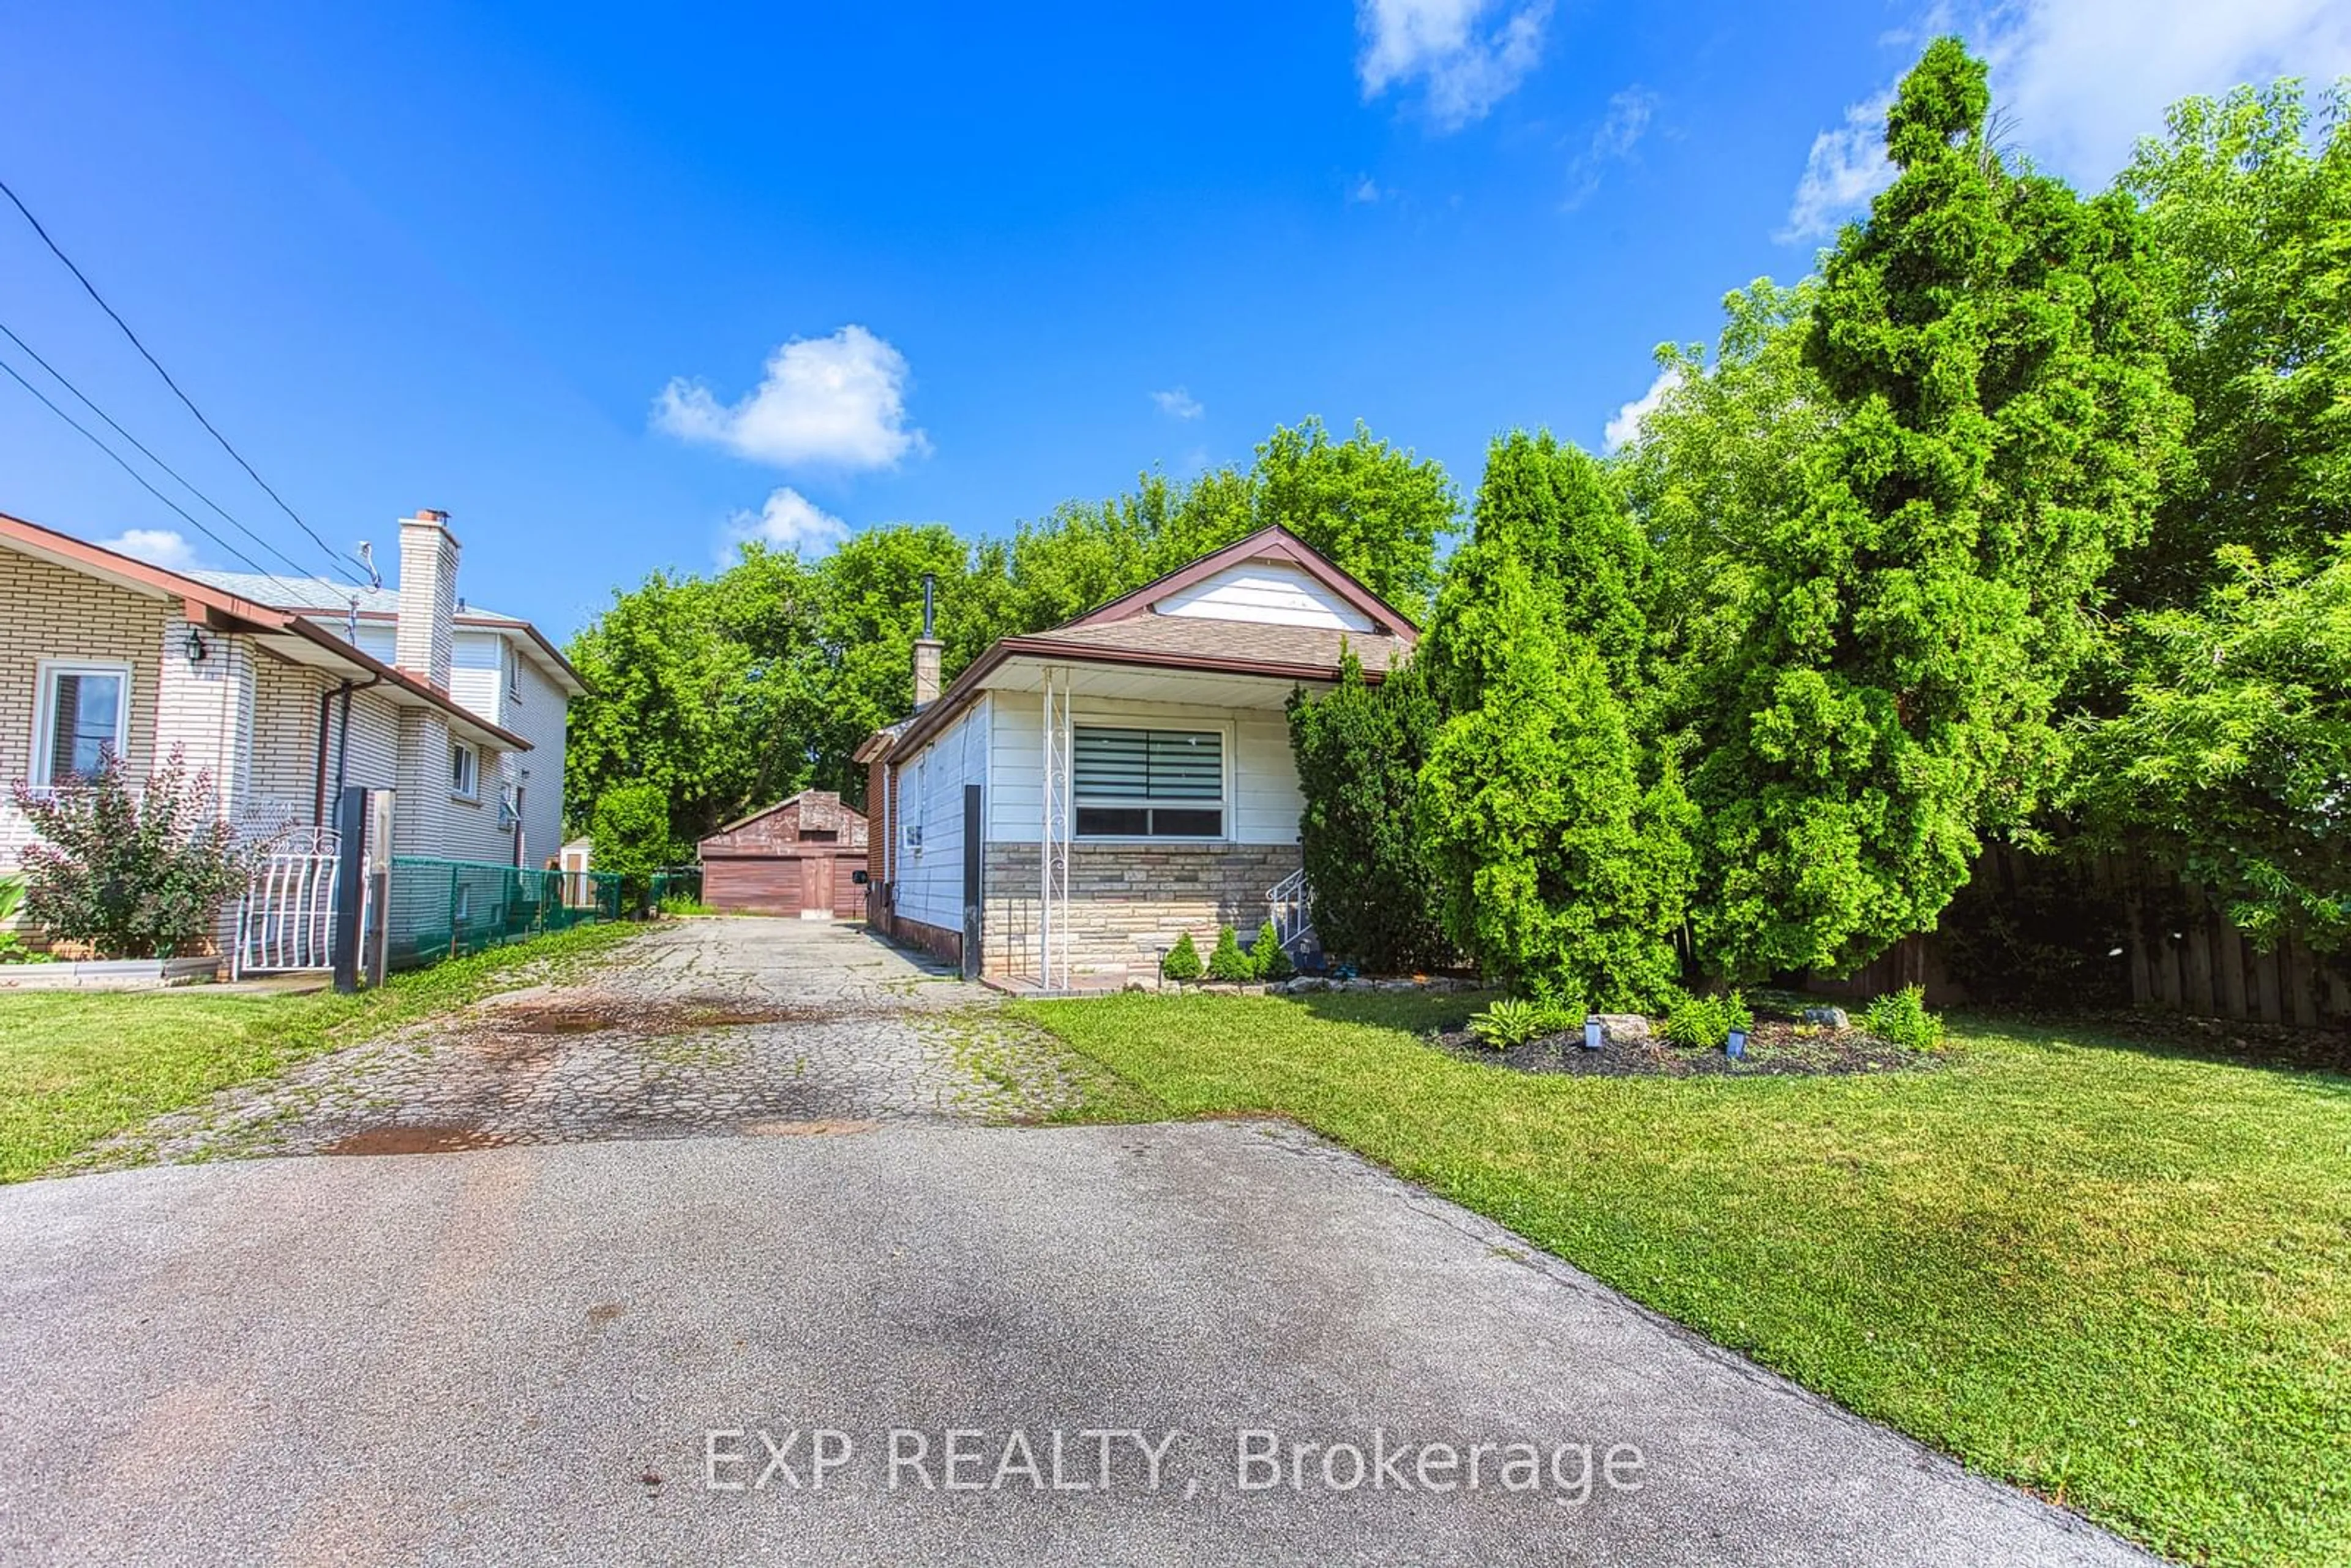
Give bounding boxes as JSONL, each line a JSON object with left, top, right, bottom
{"left": 2121, "top": 885, "right": 2347, "bottom": 1027}
{"left": 1804, "top": 849, "right": 2349, "bottom": 1029}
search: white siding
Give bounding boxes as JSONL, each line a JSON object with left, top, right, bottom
{"left": 497, "top": 653, "right": 569, "bottom": 869}
{"left": 893, "top": 694, "right": 990, "bottom": 929}
{"left": 450, "top": 629, "right": 503, "bottom": 720}
{"left": 986, "top": 694, "right": 1300, "bottom": 846}
{"left": 353, "top": 622, "right": 397, "bottom": 664}
{"left": 1155, "top": 561, "right": 1373, "bottom": 632}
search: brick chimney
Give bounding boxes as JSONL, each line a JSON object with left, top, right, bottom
{"left": 912, "top": 571, "right": 942, "bottom": 711}
{"left": 396, "top": 509, "right": 459, "bottom": 690}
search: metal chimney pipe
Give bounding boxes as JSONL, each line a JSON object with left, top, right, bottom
{"left": 912, "top": 572, "right": 943, "bottom": 711}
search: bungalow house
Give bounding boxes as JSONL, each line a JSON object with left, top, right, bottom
{"left": 0, "top": 506, "right": 583, "bottom": 966}
{"left": 855, "top": 525, "right": 1417, "bottom": 988}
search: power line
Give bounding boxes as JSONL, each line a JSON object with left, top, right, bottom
{"left": 0, "top": 173, "right": 369, "bottom": 586}
{"left": 0, "top": 347, "right": 313, "bottom": 599}
{"left": 0, "top": 317, "right": 326, "bottom": 585}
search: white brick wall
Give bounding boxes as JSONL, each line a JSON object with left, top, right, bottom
{"left": 0, "top": 552, "right": 171, "bottom": 867}
{"left": 1, "top": 538, "right": 575, "bottom": 966}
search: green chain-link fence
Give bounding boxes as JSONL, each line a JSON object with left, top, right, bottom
{"left": 384, "top": 860, "right": 708, "bottom": 971}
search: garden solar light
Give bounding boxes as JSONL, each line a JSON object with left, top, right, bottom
{"left": 1583, "top": 1016, "right": 1604, "bottom": 1051}
{"left": 1726, "top": 1027, "right": 1747, "bottom": 1060}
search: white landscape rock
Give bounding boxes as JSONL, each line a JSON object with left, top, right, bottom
{"left": 1595, "top": 1013, "right": 1653, "bottom": 1046}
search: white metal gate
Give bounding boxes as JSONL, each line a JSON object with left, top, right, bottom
{"left": 234, "top": 827, "right": 340, "bottom": 977}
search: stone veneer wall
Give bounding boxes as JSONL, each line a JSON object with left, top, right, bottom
{"left": 982, "top": 840, "right": 1301, "bottom": 984}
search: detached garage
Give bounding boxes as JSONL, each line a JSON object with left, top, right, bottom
{"left": 696, "top": 790, "right": 869, "bottom": 918}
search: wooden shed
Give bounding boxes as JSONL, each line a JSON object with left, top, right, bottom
{"left": 696, "top": 791, "right": 869, "bottom": 918}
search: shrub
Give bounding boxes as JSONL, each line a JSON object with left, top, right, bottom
{"left": 1864, "top": 985, "right": 1945, "bottom": 1052}
{"left": 1286, "top": 653, "right": 1452, "bottom": 973}
{"left": 1663, "top": 989, "right": 1755, "bottom": 1050}
{"left": 1161, "top": 931, "right": 1204, "bottom": 982}
{"left": 1468, "top": 995, "right": 1581, "bottom": 1049}
{"left": 1248, "top": 922, "right": 1293, "bottom": 981}
{"left": 1468, "top": 997, "right": 1545, "bottom": 1049}
{"left": 1207, "top": 925, "right": 1255, "bottom": 981}
{"left": 10, "top": 748, "right": 249, "bottom": 959}
{"left": 587, "top": 781, "right": 680, "bottom": 879}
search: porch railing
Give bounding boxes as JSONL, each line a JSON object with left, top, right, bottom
{"left": 1268, "top": 866, "right": 1314, "bottom": 957}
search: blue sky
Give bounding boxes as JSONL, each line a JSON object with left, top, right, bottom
{"left": 4, "top": 1, "right": 2346, "bottom": 634}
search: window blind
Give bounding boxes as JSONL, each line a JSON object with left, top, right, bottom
{"left": 1073, "top": 727, "right": 1221, "bottom": 801}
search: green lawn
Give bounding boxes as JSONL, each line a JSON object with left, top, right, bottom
{"left": 1012, "top": 992, "right": 2351, "bottom": 1568}
{"left": 0, "top": 922, "right": 643, "bottom": 1183}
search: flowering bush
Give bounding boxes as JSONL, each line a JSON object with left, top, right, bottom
{"left": 11, "top": 747, "right": 250, "bottom": 959}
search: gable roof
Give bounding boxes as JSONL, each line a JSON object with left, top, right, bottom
{"left": 697, "top": 789, "right": 869, "bottom": 852}
{"left": 1069, "top": 524, "right": 1419, "bottom": 636}
{"left": 869, "top": 525, "right": 1417, "bottom": 763}
{"left": 0, "top": 511, "right": 530, "bottom": 751}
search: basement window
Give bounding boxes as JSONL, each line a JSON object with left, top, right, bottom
{"left": 1073, "top": 726, "right": 1224, "bottom": 839}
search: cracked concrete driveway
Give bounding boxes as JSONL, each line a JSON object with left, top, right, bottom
{"left": 0, "top": 919, "right": 2154, "bottom": 1566}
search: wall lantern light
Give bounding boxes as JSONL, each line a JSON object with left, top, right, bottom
{"left": 182, "top": 625, "right": 210, "bottom": 666}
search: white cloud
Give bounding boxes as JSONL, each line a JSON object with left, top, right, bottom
{"left": 1987, "top": 0, "right": 2351, "bottom": 182}
{"left": 1780, "top": 0, "right": 2351, "bottom": 241}
{"left": 722, "top": 487, "right": 849, "bottom": 559}
{"left": 1779, "top": 88, "right": 1898, "bottom": 242}
{"left": 1603, "top": 366, "right": 1682, "bottom": 452}
{"left": 654, "top": 324, "right": 927, "bottom": 470}
{"left": 1152, "top": 387, "right": 1205, "bottom": 421}
{"left": 98, "top": 527, "right": 200, "bottom": 572}
{"left": 1565, "top": 86, "right": 1659, "bottom": 209}
{"left": 1357, "top": 0, "right": 1553, "bottom": 131}
{"left": 1349, "top": 174, "right": 1384, "bottom": 204}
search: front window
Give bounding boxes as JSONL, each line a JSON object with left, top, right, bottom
{"left": 32, "top": 661, "right": 129, "bottom": 786}
{"left": 1073, "top": 726, "right": 1224, "bottom": 838}
{"left": 451, "top": 741, "right": 478, "bottom": 800}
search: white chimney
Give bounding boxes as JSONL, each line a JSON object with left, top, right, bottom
{"left": 396, "top": 509, "right": 460, "bottom": 689}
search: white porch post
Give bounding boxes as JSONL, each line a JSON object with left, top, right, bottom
{"left": 1039, "top": 667, "right": 1071, "bottom": 989}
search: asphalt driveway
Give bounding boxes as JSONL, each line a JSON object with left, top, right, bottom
{"left": 0, "top": 920, "right": 2154, "bottom": 1566}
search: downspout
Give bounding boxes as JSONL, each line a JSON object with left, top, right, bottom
{"left": 333, "top": 673, "right": 384, "bottom": 806}
{"left": 311, "top": 673, "right": 386, "bottom": 826}
{"left": 313, "top": 682, "right": 351, "bottom": 826}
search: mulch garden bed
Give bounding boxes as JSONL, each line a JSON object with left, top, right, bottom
{"left": 1430, "top": 1019, "right": 1940, "bottom": 1078}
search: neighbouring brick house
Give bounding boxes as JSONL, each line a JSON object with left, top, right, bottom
{"left": 696, "top": 790, "right": 868, "bottom": 918}
{"left": 0, "top": 507, "right": 583, "bottom": 962}
{"left": 855, "top": 525, "right": 1417, "bottom": 989}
